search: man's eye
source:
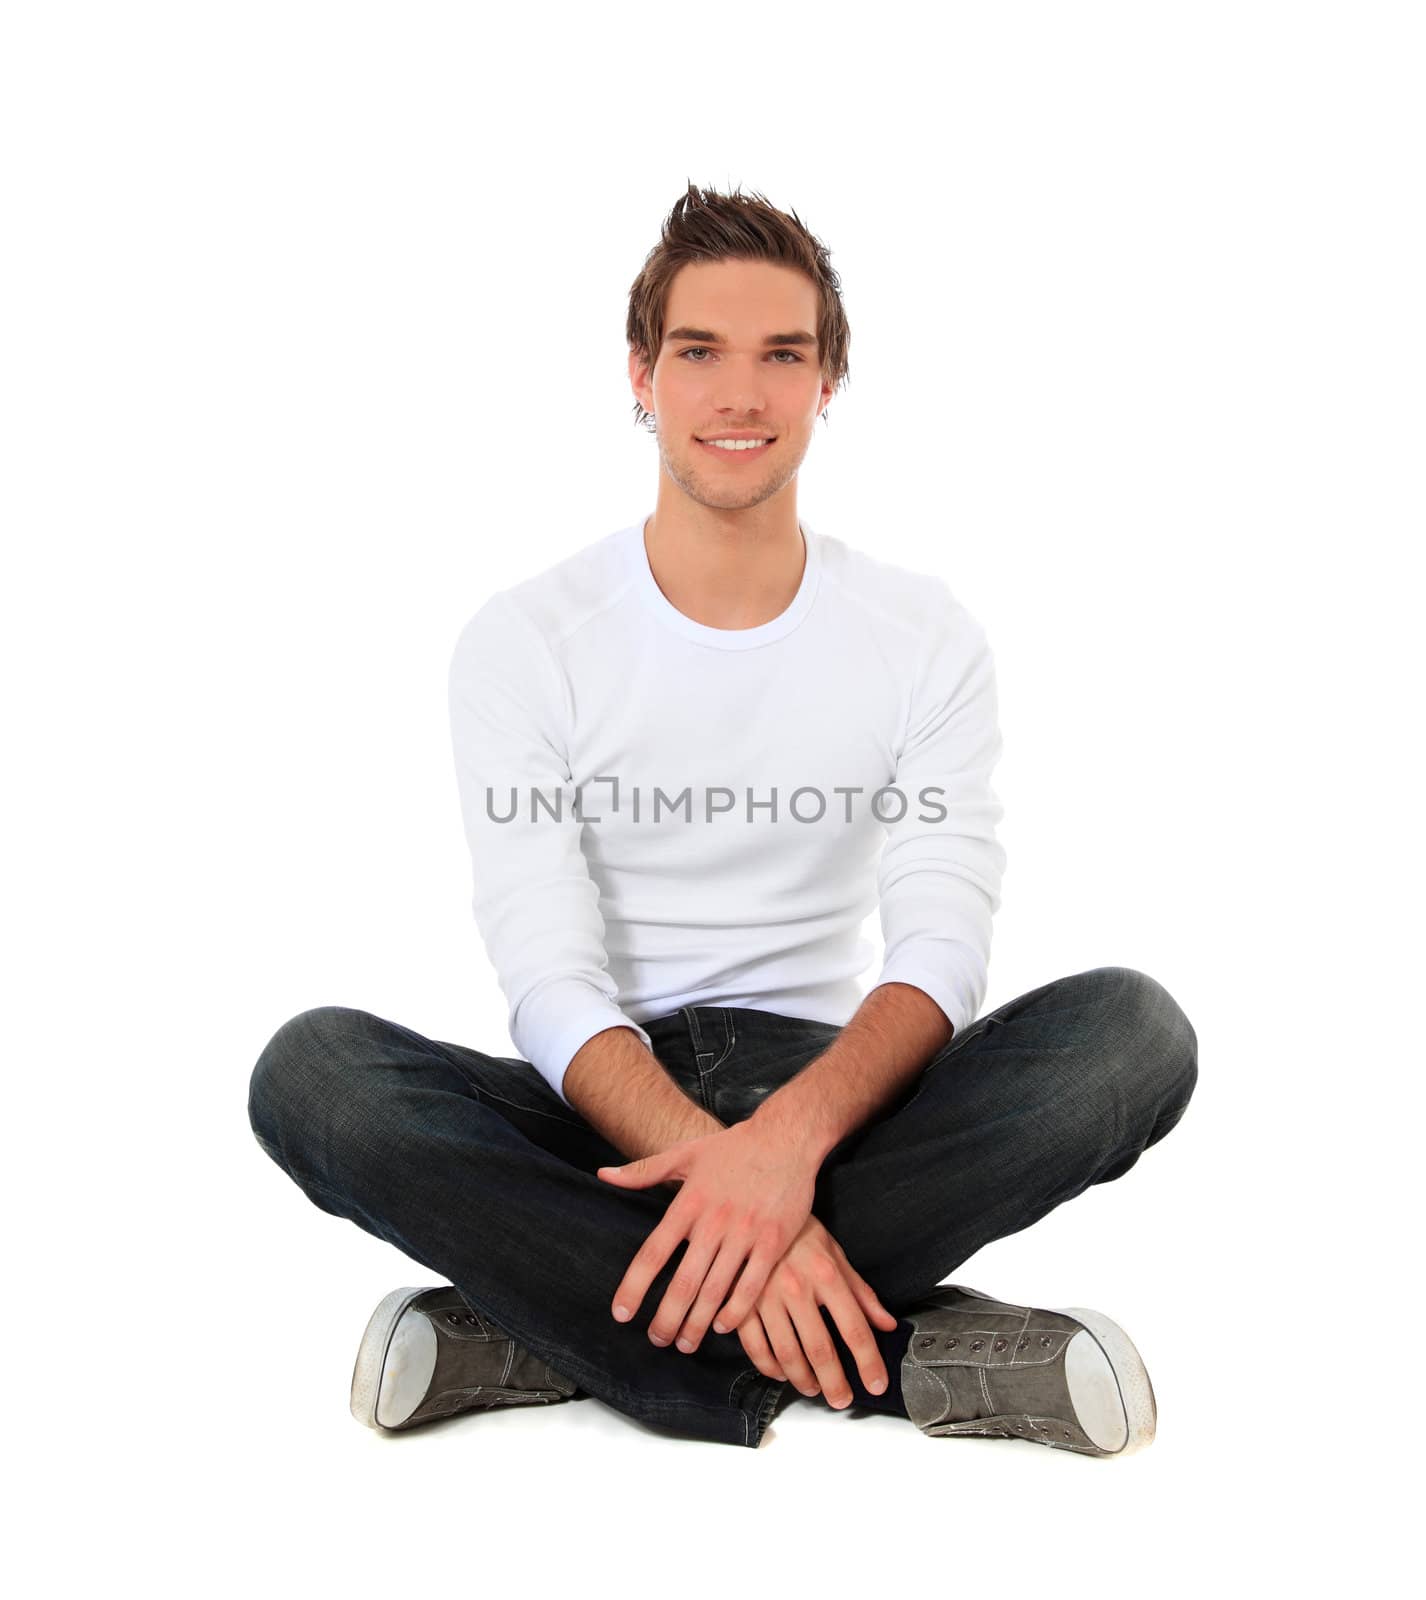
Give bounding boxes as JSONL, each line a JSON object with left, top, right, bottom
{"left": 678, "top": 348, "right": 803, "bottom": 363}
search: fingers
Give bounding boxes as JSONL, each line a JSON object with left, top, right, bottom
{"left": 598, "top": 1146, "right": 683, "bottom": 1188}
{"left": 641, "top": 1218, "right": 722, "bottom": 1346}
{"left": 821, "top": 1230, "right": 900, "bottom": 1332}
{"left": 736, "top": 1313, "right": 788, "bottom": 1382}
{"left": 667, "top": 1235, "right": 749, "bottom": 1352}
{"left": 760, "top": 1299, "right": 823, "bottom": 1398}
{"left": 609, "top": 1202, "right": 690, "bottom": 1325}
{"left": 787, "top": 1297, "right": 859, "bottom": 1409}
{"left": 731, "top": 1265, "right": 893, "bottom": 1405}
{"left": 853, "top": 1273, "right": 901, "bottom": 1333}
{"left": 818, "top": 1277, "right": 889, "bottom": 1399}
{"left": 706, "top": 1232, "right": 783, "bottom": 1338}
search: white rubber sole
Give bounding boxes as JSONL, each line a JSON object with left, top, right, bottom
{"left": 350, "top": 1286, "right": 438, "bottom": 1431}
{"left": 1056, "top": 1304, "right": 1157, "bottom": 1455}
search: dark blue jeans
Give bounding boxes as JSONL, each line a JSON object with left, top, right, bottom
{"left": 247, "top": 964, "right": 1197, "bottom": 1448}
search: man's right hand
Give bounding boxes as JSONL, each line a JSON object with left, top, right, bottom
{"left": 726, "top": 1213, "right": 900, "bottom": 1407}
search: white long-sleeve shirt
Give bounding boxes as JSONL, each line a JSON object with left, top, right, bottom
{"left": 448, "top": 515, "right": 1006, "bottom": 1107}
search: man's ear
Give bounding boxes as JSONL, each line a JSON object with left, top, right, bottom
{"left": 628, "top": 345, "right": 654, "bottom": 413}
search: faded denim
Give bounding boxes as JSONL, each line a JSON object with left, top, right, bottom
{"left": 247, "top": 964, "right": 1197, "bottom": 1448}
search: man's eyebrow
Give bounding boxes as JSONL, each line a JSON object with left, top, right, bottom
{"left": 663, "top": 326, "right": 819, "bottom": 349}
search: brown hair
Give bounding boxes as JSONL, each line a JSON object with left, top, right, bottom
{"left": 626, "top": 181, "right": 851, "bottom": 430}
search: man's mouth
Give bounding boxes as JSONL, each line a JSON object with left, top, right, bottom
{"left": 695, "top": 435, "right": 775, "bottom": 458}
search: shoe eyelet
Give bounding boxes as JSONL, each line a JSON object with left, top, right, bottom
{"left": 917, "top": 1334, "right": 937, "bottom": 1350}
{"left": 445, "top": 1312, "right": 462, "bottom": 1325}
{"left": 970, "top": 1339, "right": 984, "bottom": 1351}
{"left": 1040, "top": 1335, "right": 1052, "bottom": 1347}
{"left": 465, "top": 1314, "right": 479, "bottom": 1325}
{"left": 1018, "top": 1338, "right": 1029, "bottom": 1350}
{"left": 945, "top": 1337, "right": 958, "bottom": 1349}
{"left": 993, "top": 1338, "right": 1007, "bottom": 1352}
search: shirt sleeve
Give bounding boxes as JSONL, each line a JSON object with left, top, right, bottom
{"left": 447, "top": 590, "right": 652, "bottom": 1106}
{"left": 872, "top": 583, "right": 1007, "bottom": 1038}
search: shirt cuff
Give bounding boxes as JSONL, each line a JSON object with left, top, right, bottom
{"left": 512, "top": 976, "right": 654, "bottom": 1108}
{"left": 871, "top": 953, "right": 980, "bottom": 1042}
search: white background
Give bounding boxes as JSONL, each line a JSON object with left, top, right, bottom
{"left": 6, "top": 2, "right": 1419, "bottom": 1593}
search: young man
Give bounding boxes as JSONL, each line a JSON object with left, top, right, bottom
{"left": 248, "top": 183, "right": 1197, "bottom": 1453}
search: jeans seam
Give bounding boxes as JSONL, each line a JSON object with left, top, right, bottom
{"left": 708, "top": 1008, "right": 736, "bottom": 1073}
{"left": 467, "top": 1082, "right": 588, "bottom": 1131}
{"left": 379, "top": 1015, "right": 588, "bottom": 1131}
{"left": 684, "top": 1005, "right": 705, "bottom": 1053}
{"left": 693, "top": 1052, "right": 716, "bottom": 1110}
{"left": 749, "top": 1373, "right": 787, "bottom": 1446}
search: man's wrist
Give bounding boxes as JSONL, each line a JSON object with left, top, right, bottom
{"left": 564, "top": 1026, "right": 725, "bottom": 1158}
{"left": 745, "top": 1084, "right": 840, "bottom": 1169}
{"left": 747, "top": 985, "right": 956, "bottom": 1167}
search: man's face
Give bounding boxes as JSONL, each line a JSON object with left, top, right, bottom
{"left": 629, "top": 258, "right": 835, "bottom": 514}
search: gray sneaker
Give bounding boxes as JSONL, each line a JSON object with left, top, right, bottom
{"left": 350, "top": 1285, "right": 579, "bottom": 1432}
{"left": 901, "top": 1284, "right": 1157, "bottom": 1456}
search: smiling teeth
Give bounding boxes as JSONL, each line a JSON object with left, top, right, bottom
{"left": 704, "top": 438, "right": 770, "bottom": 450}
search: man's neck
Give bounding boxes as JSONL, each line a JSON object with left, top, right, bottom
{"left": 641, "top": 510, "right": 805, "bottom": 632}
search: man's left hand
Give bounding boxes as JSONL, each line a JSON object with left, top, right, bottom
{"left": 597, "top": 1121, "right": 818, "bottom": 1353}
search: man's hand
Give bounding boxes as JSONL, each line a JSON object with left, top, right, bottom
{"left": 730, "top": 1213, "right": 901, "bottom": 1407}
{"left": 596, "top": 1120, "right": 818, "bottom": 1353}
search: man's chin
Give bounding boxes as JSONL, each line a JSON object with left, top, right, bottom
{"left": 667, "top": 458, "right": 794, "bottom": 512}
